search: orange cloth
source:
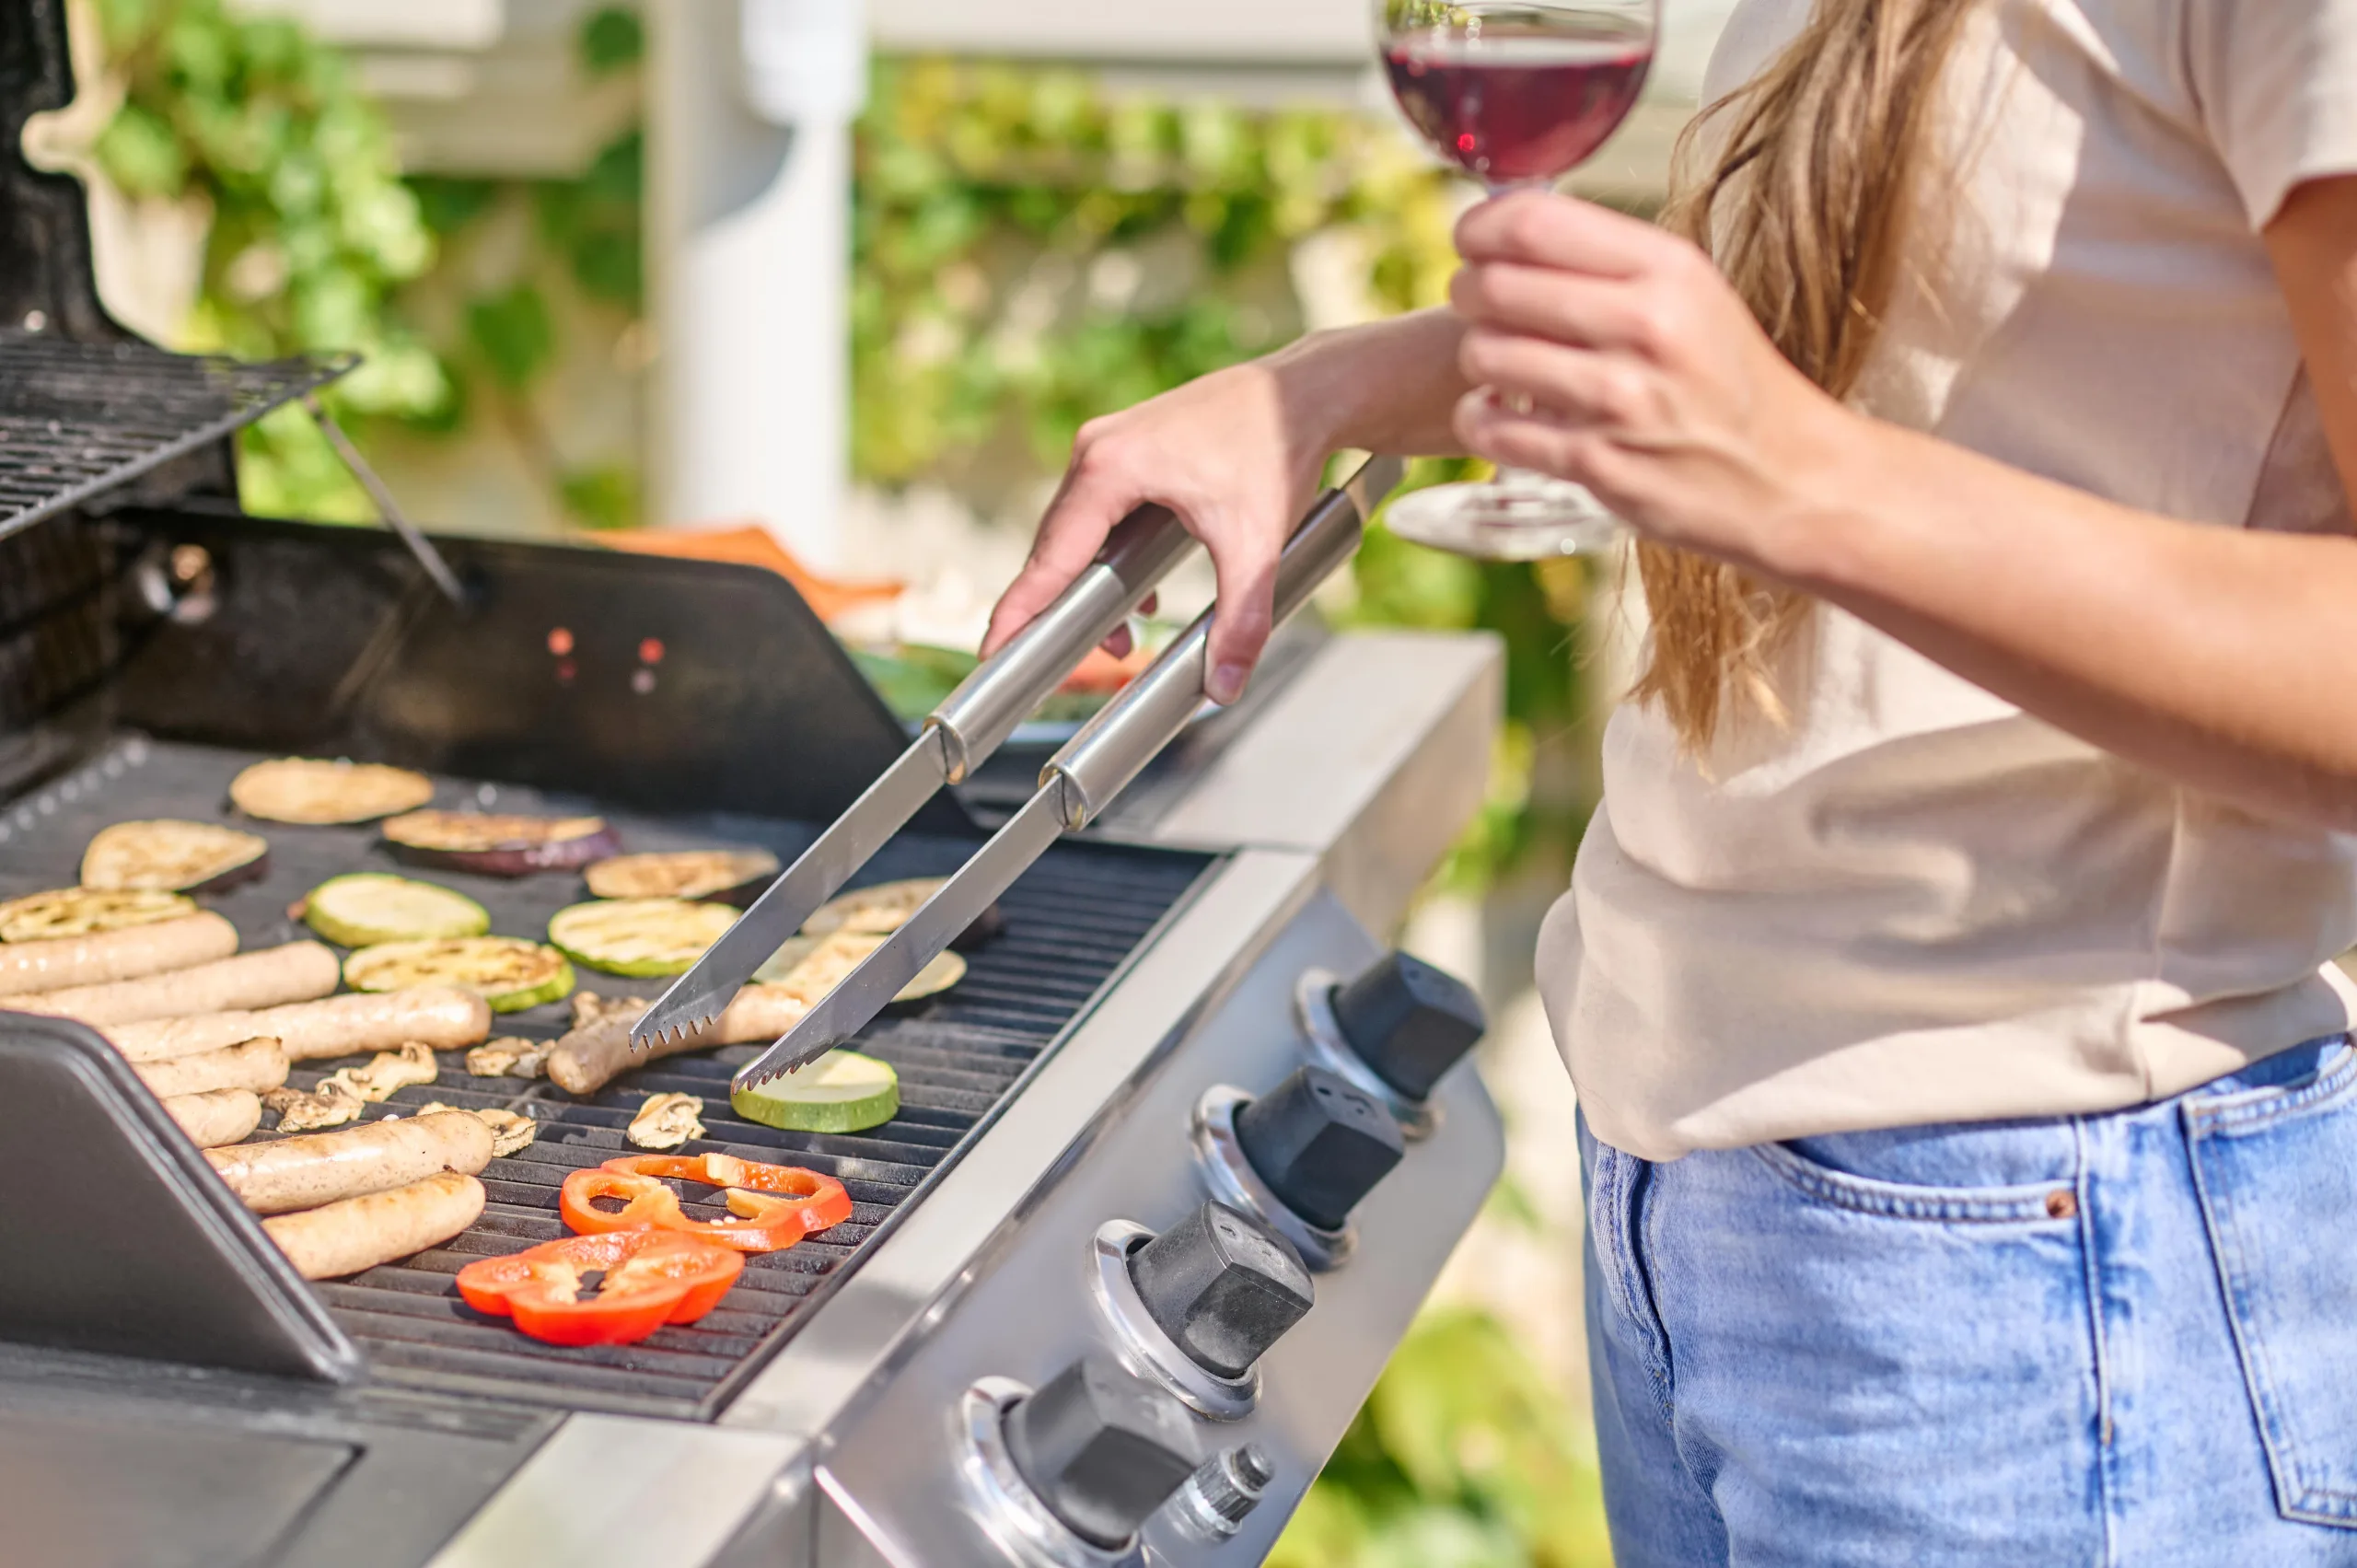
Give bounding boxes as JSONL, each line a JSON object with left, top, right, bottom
{"left": 590, "top": 525, "right": 902, "bottom": 624}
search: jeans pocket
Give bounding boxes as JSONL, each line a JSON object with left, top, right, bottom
{"left": 2187, "top": 1042, "right": 2357, "bottom": 1527}
{"left": 1751, "top": 1137, "right": 2075, "bottom": 1225}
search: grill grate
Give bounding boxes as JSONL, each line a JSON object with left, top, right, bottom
{"left": 0, "top": 738, "right": 1211, "bottom": 1418}
{"left": 0, "top": 333, "right": 354, "bottom": 546}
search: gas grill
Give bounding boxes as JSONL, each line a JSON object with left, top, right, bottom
{"left": 0, "top": 4, "right": 1508, "bottom": 1563}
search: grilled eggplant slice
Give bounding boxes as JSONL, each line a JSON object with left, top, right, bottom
{"left": 344, "top": 936, "right": 575, "bottom": 1013}
{"left": 548, "top": 898, "right": 738, "bottom": 977}
{"left": 383, "top": 810, "right": 620, "bottom": 876}
{"left": 301, "top": 873, "right": 491, "bottom": 947}
{"left": 583, "top": 848, "right": 779, "bottom": 903}
{"left": 231, "top": 758, "right": 435, "bottom": 825}
{"left": 0, "top": 888, "right": 196, "bottom": 943}
{"left": 81, "top": 819, "right": 270, "bottom": 893}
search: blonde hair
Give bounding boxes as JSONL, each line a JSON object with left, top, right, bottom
{"left": 1635, "top": 0, "right": 1980, "bottom": 749}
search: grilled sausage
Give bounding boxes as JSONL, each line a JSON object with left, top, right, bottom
{"left": 0, "top": 912, "right": 238, "bottom": 997}
{"left": 204, "top": 1109, "right": 495, "bottom": 1216}
{"left": 261, "top": 1171, "right": 486, "bottom": 1280}
{"left": 546, "top": 984, "right": 809, "bottom": 1097}
{"left": 134, "top": 1036, "right": 289, "bottom": 1098}
{"left": 161, "top": 1087, "right": 262, "bottom": 1149}
{"left": 13, "top": 941, "right": 340, "bottom": 1027}
{"left": 108, "top": 987, "right": 493, "bottom": 1063}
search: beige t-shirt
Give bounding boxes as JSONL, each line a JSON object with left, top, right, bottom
{"left": 1541, "top": 0, "right": 2357, "bottom": 1160}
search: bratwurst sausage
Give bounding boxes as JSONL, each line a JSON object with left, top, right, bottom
{"left": 14, "top": 942, "right": 340, "bottom": 1027}
{"left": 134, "top": 1036, "right": 289, "bottom": 1098}
{"left": 0, "top": 912, "right": 238, "bottom": 997}
{"left": 546, "top": 985, "right": 810, "bottom": 1096}
{"left": 161, "top": 1087, "right": 263, "bottom": 1148}
{"left": 261, "top": 1171, "right": 485, "bottom": 1280}
{"left": 109, "top": 987, "right": 493, "bottom": 1063}
{"left": 204, "top": 1109, "right": 494, "bottom": 1215}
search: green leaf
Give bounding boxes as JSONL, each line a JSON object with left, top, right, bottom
{"left": 95, "top": 103, "right": 187, "bottom": 199}
{"left": 558, "top": 465, "right": 640, "bottom": 529}
{"left": 465, "top": 285, "right": 556, "bottom": 389}
{"left": 579, "top": 6, "right": 644, "bottom": 75}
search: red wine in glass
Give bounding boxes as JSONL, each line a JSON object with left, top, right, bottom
{"left": 1377, "top": 2, "right": 1658, "bottom": 560}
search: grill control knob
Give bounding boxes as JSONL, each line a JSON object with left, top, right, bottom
{"left": 1004, "top": 1353, "right": 1202, "bottom": 1549}
{"left": 1331, "top": 951, "right": 1487, "bottom": 1101}
{"left": 1235, "top": 1065, "right": 1406, "bottom": 1231}
{"left": 1128, "top": 1201, "right": 1314, "bottom": 1378}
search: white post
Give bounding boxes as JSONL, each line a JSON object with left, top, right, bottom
{"left": 645, "top": 0, "right": 866, "bottom": 572}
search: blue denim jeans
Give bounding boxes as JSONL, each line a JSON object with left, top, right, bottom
{"left": 1580, "top": 1036, "right": 2357, "bottom": 1566}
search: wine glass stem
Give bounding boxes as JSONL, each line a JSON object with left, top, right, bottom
{"left": 1472, "top": 179, "right": 1569, "bottom": 497}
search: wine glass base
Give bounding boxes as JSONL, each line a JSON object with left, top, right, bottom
{"left": 1385, "top": 481, "right": 1620, "bottom": 561}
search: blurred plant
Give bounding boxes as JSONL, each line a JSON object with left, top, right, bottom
{"left": 1272, "top": 1307, "right": 1614, "bottom": 1568}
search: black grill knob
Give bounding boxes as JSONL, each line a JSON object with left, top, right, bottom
{"left": 1234, "top": 1065, "right": 1405, "bottom": 1231}
{"left": 1330, "top": 951, "right": 1487, "bottom": 1101}
{"left": 1128, "top": 1201, "right": 1315, "bottom": 1378}
{"left": 1004, "top": 1353, "right": 1202, "bottom": 1549}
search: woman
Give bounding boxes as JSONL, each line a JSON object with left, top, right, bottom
{"left": 989, "top": 0, "right": 2357, "bottom": 1561}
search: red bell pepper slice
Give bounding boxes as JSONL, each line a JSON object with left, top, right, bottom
{"left": 455, "top": 1230, "right": 743, "bottom": 1346}
{"left": 559, "top": 1153, "right": 853, "bottom": 1253}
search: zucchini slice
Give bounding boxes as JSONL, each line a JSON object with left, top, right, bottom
{"left": 301, "top": 873, "right": 491, "bottom": 947}
{"left": 547, "top": 898, "right": 738, "bottom": 977}
{"left": 382, "top": 810, "right": 619, "bottom": 876}
{"left": 0, "top": 887, "right": 196, "bottom": 942}
{"left": 753, "top": 929, "right": 966, "bottom": 1001}
{"left": 584, "top": 848, "right": 779, "bottom": 903}
{"left": 230, "top": 758, "right": 435, "bottom": 825}
{"left": 803, "top": 877, "right": 1004, "bottom": 949}
{"left": 343, "top": 936, "right": 575, "bottom": 1013}
{"left": 731, "top": 1049, "right": 900, "bottom": 1133}
{"left": 81, "top": 819, "right": 270, "bottom": 893}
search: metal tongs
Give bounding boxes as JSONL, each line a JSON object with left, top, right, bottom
{"left": 720, "top": 454, "right": 1402, "bottom": 1089}
{"left": 633, "top": 499, "right": 1201, "bottom": 1049}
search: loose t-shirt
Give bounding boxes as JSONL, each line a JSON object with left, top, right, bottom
{"left": 1541, "top": 0, "right": 2357, "bottom": 1160}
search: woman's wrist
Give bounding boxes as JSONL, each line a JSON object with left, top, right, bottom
{"left": 1264, "top": 310, "right": 1471, "bottom": 463}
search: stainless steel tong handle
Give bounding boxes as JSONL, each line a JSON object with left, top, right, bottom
{"left": 1042, "top": 455, "right": 1403, "bottom": 829}
{"left": 925, "top": 505, "right": 1195, "bottom": 783}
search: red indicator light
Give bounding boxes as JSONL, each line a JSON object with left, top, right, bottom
{"left": 638, "top": 638, "right": 665, "bottom": 665}
{"left": 547, "top": 627, "right": 575, "bottom": 656}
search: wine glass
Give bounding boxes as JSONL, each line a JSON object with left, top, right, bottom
{"left": 1378, "top": 0, "right": 1659, "bottom": 560}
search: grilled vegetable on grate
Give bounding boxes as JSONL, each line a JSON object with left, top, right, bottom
{"left": 0, "top": 888, "right": 195, "bottom": 942}
{"left": 11, "top": 940, "right": 340, "bottom": 1026}
{"left": 625, "top": 1091, "right": 706, "bottom": 1150}
{"left": 382, "top": 810, "right": 620, "bottom": 876}
{"left": 416, "top": 1102, "right": 539, "bottom": 1156}
{"left": 465, "top": 1036, "right": 552, "bottom": 1079}
{"left": 108, "top": 987, "right": 493, "bottom": 1064}
{"left": 343, "top": 937, "right": 575, "bottom": 1013}
{"left": 754, "top": 929, "right": 966, "bottom": 1001}
{"left": 80, "top": 819, "right": 269, "bottom": 893}
{"left": 584, "top": 848, "right": 779, "bottom": 903}
{"left": 162, "top": 1087, "right": 262, "bottom": 1148}
{"left": 802, "top": 877, "right": 1004, "bottom": 949}
{"left": 548, "top": 898, "right": 738, "bottom": 978}
{"left": 266, "top": 1081, "right": 365, "bottom": 1133}
{"left": 730, "top": 1049, "right": 899, "bottom": 1133}
{"left": 203, "top": 1109, "right": 494, "bottom": 1216}
{"left": 562, "top": 1153, "right": 853, "bottom": 1252}
{"left": 261, "top": 1171, "right": 486, "bottom": 1281}
{"left": 300, "top": 873, "right": 491, "bottom": 947}
{"left": 0, "top": 911, "right": 238, "bottom": 997}
{"left": 543, "top": 985, "right": 812, "bottom": 1096}
{"left": 133, "top": 1037, "right": 288, "bottom": 1098}
{"left": 456, "top": 1230, "right": 743, "bottom": 1347}
{"left": 230, "top": 758, "right": 435, "bottom": 825}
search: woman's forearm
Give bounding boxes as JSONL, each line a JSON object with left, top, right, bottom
{"left": 1780, "top": 415, "right": 2357, "bottom": 830}
{"left": 1268, "top": 308, "right": 1472, "bottom": 461}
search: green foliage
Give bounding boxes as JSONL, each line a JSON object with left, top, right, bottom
{"left": 1271, "top": 1308, "right": 1614, "bottom": 1568}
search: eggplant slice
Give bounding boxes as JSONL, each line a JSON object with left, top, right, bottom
{"left": 81, "top": 819, "right": 270, "bottom": 893}
{"left": 231, "top": 759, "right": 435, "bottom": 825}
{"left": 0, "top": 887, "right": 197, "bottom": 943}
{"left": 583, "top": 848, "right": 780, "bottom": 903}
{"left": 383, "top": 810, "right": 620, "bottom": 876}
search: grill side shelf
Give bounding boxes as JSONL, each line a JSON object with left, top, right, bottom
{"left": 0, "top": 1012, "right": 363, "bottom": 1383}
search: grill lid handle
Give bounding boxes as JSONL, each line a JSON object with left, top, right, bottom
{"left": 926, "top": 503, "right": 1196, "bottom": 784}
